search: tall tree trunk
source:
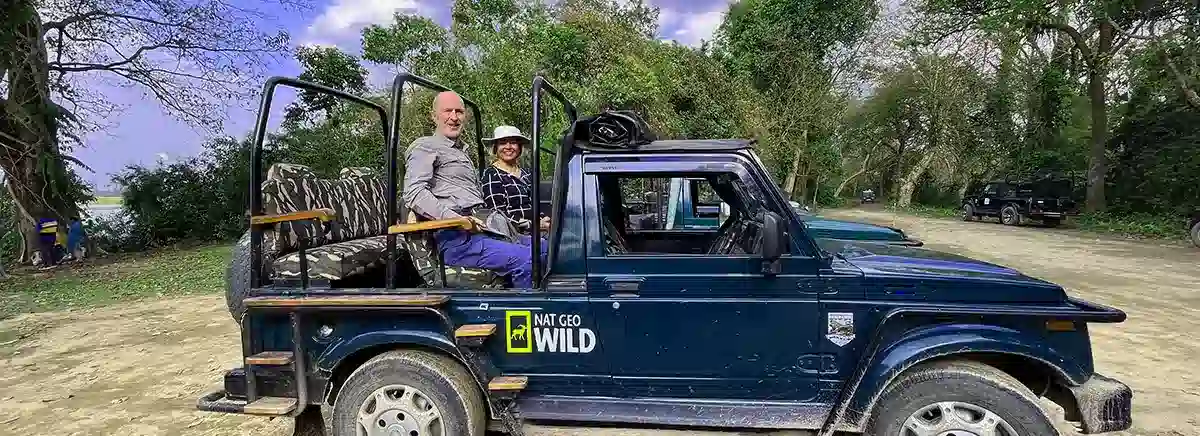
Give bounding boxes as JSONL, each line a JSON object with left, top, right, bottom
{"left": 0, "top": 0, "right": 82, "bottom": 263}
{"left": 796, "top": 167, "right": 810, "bottom": 203}
{"left": 1084, "top": 21, "right": 1114, "bottom": 213}
{"left": 896, "top": 153, "right": 935, "bottom": 208}
{"left": 782, "top": 129, "right": 808, "bottom": 199}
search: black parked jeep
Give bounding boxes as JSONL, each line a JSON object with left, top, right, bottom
{"left": 1189, "top": 209, "right": 1199, "bottom": 248}
{"left": 961, "top": 173, "right": 1079, "bottom": 227}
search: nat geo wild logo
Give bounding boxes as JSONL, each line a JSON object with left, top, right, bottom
{"left": 506, "top": 310, "right": 597, "bottom": 354}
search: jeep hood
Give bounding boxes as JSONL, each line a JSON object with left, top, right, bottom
{"left": 817, "top": 239, "right": 1054, "bottom": 287}
{"left": 794, "top": 211, "right": 909, "bottom": 242}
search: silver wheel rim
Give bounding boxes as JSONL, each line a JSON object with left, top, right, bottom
{"left": 962, "top": 206, "right": 971, "bottom": 219}
{"left": 1002, "top": 208, "right": 1014, "bottom": 224}
{"left": 900, "top": 401, "right": 1019, "bottom": 436}
{"left": 356, "top": 384, "right": 443, "bottom": 436}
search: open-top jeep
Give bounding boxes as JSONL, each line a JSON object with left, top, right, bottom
{"left": 201, "top": 74, "right": 1133, "bottom": 436}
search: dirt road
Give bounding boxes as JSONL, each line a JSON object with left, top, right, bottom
{"left": 1, "top": 208, "right": 1197, "bottom": 436}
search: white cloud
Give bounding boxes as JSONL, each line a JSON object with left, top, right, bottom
{"left": 304, "top": 0, "right": 423, "bottom": 46}
{"left": 657, "top": 6, "right": 727, "bottom": 48}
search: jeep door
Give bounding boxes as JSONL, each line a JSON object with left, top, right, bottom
{"left": 582, "top": 155, "right": 825, "bottom": 403}
{"left": 975, "top": 182, "right": 1004, "bottom": 214}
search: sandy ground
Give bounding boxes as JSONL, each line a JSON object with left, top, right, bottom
{"left": 0, "top": 208, "right": 1197, "bottom": 436}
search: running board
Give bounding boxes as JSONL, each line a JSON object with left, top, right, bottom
{"left": 455, "top": 323, "right": 497, "bottom": 347}
{"left": 197, "top": 390, "right": 297, "bottom": 416}
{"left": 488, "top": 376, "right": 528, "bottom": 400}
{"left": 514, "top": 396, "right": 833, "bottom": 430}
{"left": 246, "top": 351, "right": 293, "bottom": 365}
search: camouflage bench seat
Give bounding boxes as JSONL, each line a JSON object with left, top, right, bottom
{"left": 259, "top": 162, "right": 505, "bottom": 288}
{"left": 260, "top": 164, "right": 391, "bottom": 282}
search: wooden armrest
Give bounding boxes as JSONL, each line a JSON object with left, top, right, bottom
{"left": 388, "top": 216, "right": 475, "bottom": 234}
{"left": 251, "top": 208, "right": 337, "bottom": 225}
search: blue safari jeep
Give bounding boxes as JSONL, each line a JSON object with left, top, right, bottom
{"left": 635, "top": 176, "right": 922, "bottom": 246}
{"left": 202, "top": 74, "right": 1133, "bottom": 436}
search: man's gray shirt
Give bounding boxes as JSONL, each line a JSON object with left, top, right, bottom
{"left": 402, "top": 134, "right": 485, "bottom": 220}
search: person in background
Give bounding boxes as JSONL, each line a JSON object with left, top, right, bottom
{"left": 480, "top": 125, "right": 549, "bottom": 235}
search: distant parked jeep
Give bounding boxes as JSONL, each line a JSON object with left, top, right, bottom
{"left": 1189, "top": 209, "right": 1199, "bottom": 248}
{"left": 961, "top": 174, "right": 1079, "bottom": 227}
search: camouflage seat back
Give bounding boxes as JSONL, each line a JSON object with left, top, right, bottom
{"left": 399, "top": 210, "right": 503, "bottom": 288}
{"left": 260, "top": 163, "right": 386, "bottom": 259}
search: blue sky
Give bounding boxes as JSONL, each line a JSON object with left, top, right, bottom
{"left": 74, "top": 0, "right": 736, "bottom": 190}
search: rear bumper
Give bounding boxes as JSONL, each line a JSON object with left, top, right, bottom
{"left": 1068, "top": 373, "right": 1133, "bottom": 434}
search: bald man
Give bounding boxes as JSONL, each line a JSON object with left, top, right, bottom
{"left": 401, "top": 91, "right": 547, "bottom": 288}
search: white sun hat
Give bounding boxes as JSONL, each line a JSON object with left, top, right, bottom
{"left": 483, "top": 125, "right": 530, "bottom": 144}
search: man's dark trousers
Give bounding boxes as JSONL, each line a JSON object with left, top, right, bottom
{"left": 435, "top": 230, "right": 549, "bottom": 288}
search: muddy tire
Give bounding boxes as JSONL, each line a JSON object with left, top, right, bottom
{"left": 1191, "top": 221, "right": 1200, "bottom": 248}
{"left": 1000, "top": 205, "right": 1022, "bottom": 226}
{"left": 331, "top": 349, "right": 485, "bottom": 436}
{"left": 866, "top": 359, "right": 1058, "bottom": 436}
{"left": 225, "top": 230, "right": 252, "bottom": 324}
{"left": 961, "top": 204, "right": 976, "bottom": 222}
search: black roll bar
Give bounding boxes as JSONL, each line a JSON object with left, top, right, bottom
{"left": 386, "top": 73, "right": 485, "bottom": 287}
{"left": 248, "top": 76, "right": 391, "bottom": 289}
{"left": 530, "top": 75, "right": 578, "bottom": 287}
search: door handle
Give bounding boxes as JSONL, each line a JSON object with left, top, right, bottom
{"left": 604, "top": 277, "right": 643, "bottom": 294}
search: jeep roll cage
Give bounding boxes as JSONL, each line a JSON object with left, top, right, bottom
{"left": 247, "top": 77, "right": 394, "bottom": 290}
{"left": 246, "top": 72, "right": 820, "bottom": 292}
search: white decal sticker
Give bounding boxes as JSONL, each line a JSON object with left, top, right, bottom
{"left": 506, "top": 311, "right": 596, "bottom": 354}
{"left": 983, "top": 198, "right": 990, "bottom": 205}
{"left": 826, "top": 312, "right": 856, "bottom": 347}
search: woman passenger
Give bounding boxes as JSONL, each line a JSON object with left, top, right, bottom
{"left": 481, "top": 125, "right": 550, "bottom": 235}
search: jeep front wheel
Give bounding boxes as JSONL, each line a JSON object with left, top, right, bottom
{"left": 866, "top": 360, "right": 1058, "bottom": 436}
{"left": 331, "top": 349, "right": 485, "bottom": 436}
{"left": 1000, "top": 205, "right": 1022, "bottom": 226}
{"left": 961, "top": 204, "right": 976, "bottom": 222}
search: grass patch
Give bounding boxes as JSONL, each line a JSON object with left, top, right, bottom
{"left": 0, "top": 243, "right": 232, "bottom": 320}
{"left": 1071, "top": 212, "right": 1189, "bottom": 241}
{"left": 90, "top": 196, "right": 122, "bottom": 206}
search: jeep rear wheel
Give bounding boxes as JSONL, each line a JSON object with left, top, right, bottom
{"left": 961, "top": 204, "right": 976, "bottom": 222}
{"left": 866, "top": 359, "right": 1058, "bottom": 436}
{"left": 331, "top": 349, "right": 485, "bottom": 436}
{"left": 1000, "top": 205, "right": 1022, "bottom": 226}
{"left": 1191, "top": 221, "right": 1200, "bottom": 248}
{"left": 225, "top": 230, "right": 252, "bottom": 324}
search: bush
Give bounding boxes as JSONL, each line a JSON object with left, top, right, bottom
{"left": 108, "top": 137, "right": 252, "bottom": 251}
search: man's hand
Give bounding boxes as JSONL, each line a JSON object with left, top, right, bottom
{"left": 539, "top": 216, "right": 551, "bottom": 231}
{"left": 467, "top": 215, "right": 486, "bottom": 230}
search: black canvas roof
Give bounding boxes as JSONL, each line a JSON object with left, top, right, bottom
{"left": 577, "top": 138, "right": 755, "bottom": 153}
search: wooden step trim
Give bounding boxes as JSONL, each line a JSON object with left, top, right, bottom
{"left": 243, "top": 396, "right": 297, "bottom": 416}
{"left": 246, "top": 351, "right": 294, "bottom": 366}
{"left": 455, "top": 324, "right": 497, "bottom": 338}
{"left": 488, "top": 376, "right": 528, "bottom": 392}
{"left": 244, "top": 294, "right": 450, "bottom": 308}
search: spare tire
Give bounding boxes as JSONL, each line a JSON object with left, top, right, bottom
{"left": 225, "top": 230, "right": 252, "bottom": 324}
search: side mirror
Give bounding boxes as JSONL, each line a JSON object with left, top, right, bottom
{"left": 760, "top": 211, "right": 786, "bottom": 274}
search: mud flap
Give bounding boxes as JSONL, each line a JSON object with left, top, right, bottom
{"left": 292, "top": 405, "right": 326, "bottom": 436}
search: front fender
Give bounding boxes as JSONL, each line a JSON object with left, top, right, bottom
{"left": 840, "top": 323, "right": 1088, "bottom": 429}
